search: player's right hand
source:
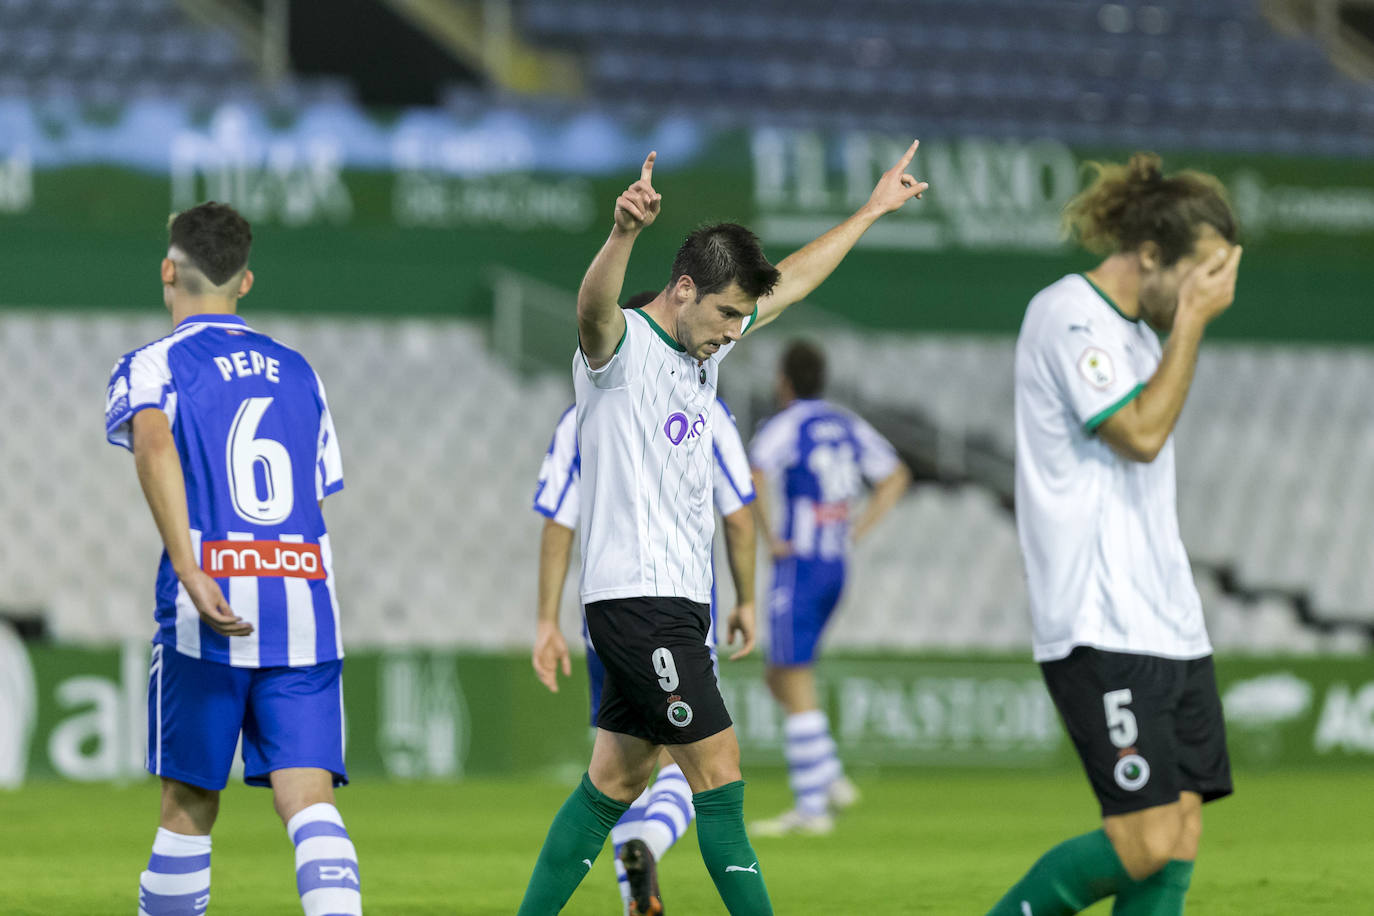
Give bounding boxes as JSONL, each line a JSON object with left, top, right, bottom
{"left": 613, "top": 151, "right": 662, "bottom": 233}
{"left": 1177, "top": 244, "right": 1242, "bottom": 327}
{"left": 532, "top": 620, "right": 572, "bottom": 693}
{"left": 179, "top": 568, "right": 252, "bottom": 637}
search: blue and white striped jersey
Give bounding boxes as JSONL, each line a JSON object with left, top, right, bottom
{"left": 749, "top": 399, "right": 899, "bottom": 563}
{"left": 534, "top": 397, "right": 755, "bottom": 530}
{"left": 106, "top": 313, "right": 345, "bottom": 668}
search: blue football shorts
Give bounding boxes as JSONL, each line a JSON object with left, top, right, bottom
{"left": 766, "top": 557, "right": 846, "bottom": 666}
{"left": 146, "top": 643, "right": 348, "bottom": 790}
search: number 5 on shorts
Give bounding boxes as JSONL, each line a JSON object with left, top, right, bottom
{"left": 652, "top": 647, "right": 679, "bottom": 692}
{"left": 1103, "top": 688, "right": 1138, "bottom": 748}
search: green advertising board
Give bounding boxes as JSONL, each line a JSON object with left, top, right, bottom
{"left": 1, "top": 100, "right": 1372, "bottom": 342}
{"left": 3, "top": 640, "right": 1370, "bottom": 788}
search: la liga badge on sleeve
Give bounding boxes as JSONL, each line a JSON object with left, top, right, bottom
{"left": 1078, "top": 347, "right": 1115, "bottom": 389}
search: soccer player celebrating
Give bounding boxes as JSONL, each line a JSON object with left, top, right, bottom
{"left": 986, "top": 153, "right": 1242, "bottom": 915}
{"left": 515, "top": 144, "right": 926, "bottom": 916}
{"left": 747, "top": 340, "right": 909, "bottom": 837}
{"left": 106, "top": 203, "right": 361, "bottom": 916}
{"left": 531, "top": 373, "right": 758, "bottom": 915}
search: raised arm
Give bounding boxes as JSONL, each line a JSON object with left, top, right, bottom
{"left": 532, "top": 517, "right": 576, "bottom": 692}
{"left": 750, "top": 139, "right": 928, "bottom": 333}
{"left": 1098, "top": 245, "right": 1242, "bottom": 462}
{"left": 578, "top": 152, "right": 662, "bottom": 368}
{"left": 131, "top": 409, "right": 250, "bottom": 637}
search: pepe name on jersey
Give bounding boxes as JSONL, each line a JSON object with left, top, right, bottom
{"left": 106, "top": 314, "right": 345, "bottom": 669}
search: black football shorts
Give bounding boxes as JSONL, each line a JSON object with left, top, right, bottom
{"left": 1041, "top": 646, "right": 1233, "bottom": 817}
{"left": 584, "top": 596, "right": 732, "bottom": 746}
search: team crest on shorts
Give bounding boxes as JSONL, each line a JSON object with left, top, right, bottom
{"left": 1113, "top": 750, "right": 1150, "bottom": 791}
{"left": 666, "top": 695, "right": 693, "bottom": 728}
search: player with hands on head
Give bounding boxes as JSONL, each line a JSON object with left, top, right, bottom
{"left": 516, "top": 139, "right": 927, "bottom": 916}
{"left": 986, "top": 152, "right": 1241, "bottom": 916}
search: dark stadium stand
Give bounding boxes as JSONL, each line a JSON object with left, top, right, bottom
{"left": 515, "top": 0, "right": 1374, "bottom": 154}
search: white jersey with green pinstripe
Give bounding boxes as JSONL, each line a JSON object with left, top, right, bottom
{"left": 574, "top": 306, "right": 755, "bottom": 605}
{"left": 1014, "top": 273, "right": 1210, "bottom": 663}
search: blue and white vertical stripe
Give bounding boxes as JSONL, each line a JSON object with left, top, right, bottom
{"left": 288, "top": 803, "right": 362, "bottom": 916}
{"left": 138, "top": 828, "right": 211, "bottom": 916}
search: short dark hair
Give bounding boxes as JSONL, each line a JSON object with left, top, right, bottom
{"left": 781, "top": 339, "right": 825, "bottom": 399}
{"left": 669, "top": 223, "right": 781, "bottom": 300}
{"left": 1062, "top": 152, "right": 1237, "bottom": 267}
{"left": 168, "top": 202, "right": 253, "bottom": 286}
{"left": 622, "top": 289, "right": 657, "bottom": 310}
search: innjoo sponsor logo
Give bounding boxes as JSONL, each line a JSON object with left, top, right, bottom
{"left": 202, "top": 540, "right": 326, "bottom": 579}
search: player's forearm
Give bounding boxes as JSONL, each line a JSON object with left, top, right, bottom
{"left": 133, "top": 427, "right": 198, "bottom": 578}
{"left": 722, "top": 509, "right": 757, "bottom": 605}
{"left": 748, "top": 469, "right": 782, "bottom": 553}
{"left": 536, "top": 520, "right": 576, "bottom": 625}
{"left": 853, "top": 464, "right": 910, "bottom": 542}
{"left": 1107, "top": 317, "right": 1205, "bottom": 462}
{"left": 576, "top": 227, "right": 637, "bottom": 356}
{"left": 753, "top": 205, "right": 884, "bottom": 331}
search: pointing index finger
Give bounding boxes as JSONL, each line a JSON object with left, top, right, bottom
{"left": 898, "top": 139, "right": 920, "bottom": 170}
{"left": 641, "top": 150, "right": 657, "bottom": 183}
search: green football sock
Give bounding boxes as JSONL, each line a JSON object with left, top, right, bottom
{"left": 986, "top": 829, "right": 1130, "bottom": 915}
{"left": 516, "top": 773, "right": 630, "bottom": 916}
{"left": 694, "top": 781, "right": 774, "bottom": 916}
{"left": 1112, "top": 860, "right": 1194, "bottom": 915}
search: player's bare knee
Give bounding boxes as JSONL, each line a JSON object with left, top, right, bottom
{"left": 161, "top": 779, "right": 219, "bottom": 833}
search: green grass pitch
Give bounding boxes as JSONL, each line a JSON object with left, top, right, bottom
{"left": 1, "top": 768, "right": 1365, "bottom": 913}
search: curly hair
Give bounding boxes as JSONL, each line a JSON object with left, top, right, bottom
{"left": 1061, "top": 152, "right": 1237, "bottom": 266}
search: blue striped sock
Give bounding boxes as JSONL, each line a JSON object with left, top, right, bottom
{"left": 784, "top": 711, "right": 841, "bottom": 817}
{"left": 287, "top": 803, "right": 362, "bottom": 916}
{"left": 138, "top": 827, "right": 211, "bottom": 916}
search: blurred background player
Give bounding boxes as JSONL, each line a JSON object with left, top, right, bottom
{"left": 530, "top": 304, "right": 758, "bottom": 913}
{"left": 105, "top": 203, "right": 361, "bottom": 916}
{"left": 515, "top": 144, "right": 926, "bottom": 916}
{"left": 746, "top": 340, "right": 910, "bottom": 837}
{"left": 986, "top": 153, "right": 1242, "bottom": 915}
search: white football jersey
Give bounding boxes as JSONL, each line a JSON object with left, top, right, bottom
{"left": 573, "top": 307, "right": 755, "bottom": 604}
{"left": 1014, "top": 274, "right": 1210, "bottom": 662}
{"left": 533, "top": 398, "right": 756, "bottom": 529}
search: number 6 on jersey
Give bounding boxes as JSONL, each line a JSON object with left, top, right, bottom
{"left": 227, "top": 395, "right": 294, "bottom": 525}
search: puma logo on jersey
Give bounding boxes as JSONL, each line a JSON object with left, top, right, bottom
{"left": 1021, "top": 902, "right": 1033, "bottom": 916}
{"left": 1068, "top": 323, "right": 1091, "bottom": 334}
{"left": 582, "top": 859, "right": 593, "bottom": 870}
{"left": 725, "top": 862, "right": 758, "bottom": 874}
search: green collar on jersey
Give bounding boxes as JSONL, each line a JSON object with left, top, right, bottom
{"left": 636, "top": 309, "right": 686, "bottom": 352}
{"left": 1079, "top": 273, "right": 1139, "bottom": 323}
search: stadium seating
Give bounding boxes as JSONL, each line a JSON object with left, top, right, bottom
{"left": 514, "top": 0, "right": 1374, "bottom": 155}
{"left": 2, "top": 311, "right": 1367, "bottom": 654}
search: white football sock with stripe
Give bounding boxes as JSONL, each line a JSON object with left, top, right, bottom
{"left": 609, "top": 764, "right": 696, "bottom": 911}
{"left": 287, "top": 803, "right": 362, "bottom": 916}
{"left": 138, "top": 827, "right": 211, "bottom": 916}
{"left": 784, "top": 710, "right": 842, "bottom": 817}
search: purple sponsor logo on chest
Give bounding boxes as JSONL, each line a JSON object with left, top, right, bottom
{"left": 663, "top": 411, "right": 708, "bottom": 445}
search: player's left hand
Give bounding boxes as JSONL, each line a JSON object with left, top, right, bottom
{"left": 726, "top": 602, "right": 757, "bottom": 661}
{"left": 532, "top": 621, "right": 572, "bottom": 693}
{"left": 865, "top": 139, "right": 928, "bottom": 215}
